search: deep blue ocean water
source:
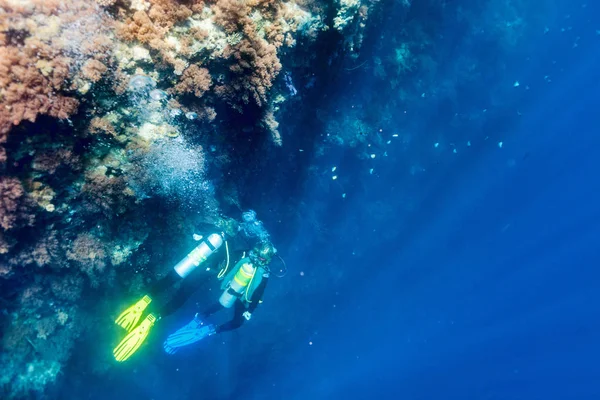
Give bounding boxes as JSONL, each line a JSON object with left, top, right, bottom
{"left": 70, "top": 1, "right": 600, "bottom": 398}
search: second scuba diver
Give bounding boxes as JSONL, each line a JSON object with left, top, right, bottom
{"left": 113, "top": 210, "right": 277, "bottom": 362}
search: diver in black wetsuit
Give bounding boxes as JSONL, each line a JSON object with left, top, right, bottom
{"left": 112, "top": 211, "right": 276, "bottom": 362}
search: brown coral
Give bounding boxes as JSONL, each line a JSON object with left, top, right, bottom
{"left": 50, "top": 274, "right": 85, "bottom": 302}
{"left": 66, "top": 233, "right": 108, "bottom": 287}
{"left": 81, "top": 166, "right": 132, "bottom": 217}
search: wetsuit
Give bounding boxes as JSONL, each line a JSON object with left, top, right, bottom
{"left": 146, "top": 232, "right": 268, "bottom": 332}
{"left": 201, "top": 273, "right": 269, "bottom": 333}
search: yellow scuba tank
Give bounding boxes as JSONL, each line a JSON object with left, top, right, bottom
{"left": 173, "top": 233, "right": 224, "bottom": 278}
{"left": 219, "top": 261, "right": 255, "bottom": 308}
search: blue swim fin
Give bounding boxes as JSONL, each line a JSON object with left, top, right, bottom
{"left": 163, "top": 314, "right": 216, "bottom": 355}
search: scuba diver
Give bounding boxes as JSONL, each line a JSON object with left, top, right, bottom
{"left": 113, "top": 211, "right": 278, "bottom": 362}
{"left": 163, "top": 239, "right": 273, "bottom": 354}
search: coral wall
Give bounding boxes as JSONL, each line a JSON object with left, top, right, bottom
{"left": 0, "top": 0, "right": 333, "bottom": 397}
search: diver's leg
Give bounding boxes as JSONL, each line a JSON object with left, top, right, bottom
{"left": 216, "top": 300, "right": 246, "bottom": 333}
{"left": 200, "top": 301, "right": 223, "bottom": 318}
{"left": 148, "top": 270, "right": 180, "bottom": 297}
{"left": 158, "top": 274, "right": 200, "bottom": 317}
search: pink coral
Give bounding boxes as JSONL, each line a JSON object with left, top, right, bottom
{"left": 32, "top": 147, "right": 81, "bottom": 174}
{"left": 80, "top": 59, "right": 108, "bottom": 83}
{"left": 0, "top": 46, "right": 79, "bottom": 139}
{"left": 0, "top": 176, "right": 34, "bottom": 231}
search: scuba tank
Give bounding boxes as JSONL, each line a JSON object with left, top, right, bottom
{"left": 173, "top": 233, "right": 224, "bottom": 278}
{"left": 219, "top": 261, "right": 255, "bottom": 308}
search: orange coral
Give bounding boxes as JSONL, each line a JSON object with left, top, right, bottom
{"left": 81, "top": 59, "right": 108, "bottom": 83}
{"left": 216, "top": 37, "right": 282, "bottom": 110}
{"left": 119, "top": 0, "right": 193, "bottom": 43}
{"left": 0, "top": 0, "right": 114, "bottom": 141}
{"left": 173, "top": 64, "right": 212, "bottom": 97}
{"left": 119, "top": 11, "right": 162, "bottom": 45}
{"left": 213, "top": 0, "right": 252, "bottom": 33}
{"left": 211, "top": 0, "right": 283, "bottom": 110}
{"left": 0, "top": 46, "right": 79, "bottom": 139}
{"left": 148, "top": 0, "right": 192, "bottom": 30}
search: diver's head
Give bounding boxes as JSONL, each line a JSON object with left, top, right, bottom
{"left": 249, "top": 240, "right": 276, "bottom": 267}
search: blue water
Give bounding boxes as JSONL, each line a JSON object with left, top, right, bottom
{"left": 244, "top": 1, "right": 600, "bottom": 398}
{"left": 70, "top": 1, "right": 600, "bottom": 398}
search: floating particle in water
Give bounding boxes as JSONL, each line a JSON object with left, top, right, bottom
{"left": 434, "top": 142, "right": 440, "bottom": 148}
{"left": 498, "top": 141, "right": 503, "bottom": 148}
{"left": 185, "top": 112, "right": 198, "bottom": 120}
{"left": 332, "top": 166, "right": 337, "bottom": 172}
{"left": 342, "top": 193, "right": 346, "bottom": 198}
{"left": 332, "top": 175, "right": 338, "bottom": 180}
{"left": 370, "top": 153, "right": 376, "bottom": 159}
{"left": 392, "top": 134, "right": 399, "bottom": 137}
{"left": 513, "top": 81, "right": 520, "bottom": 87}
{"left": 128, "top": 75, "right": 156, "bottom": 91}
{"left": 369, "top": 168, "right": 374, "bottom": 174}
{"left": 467, "top": 141, "right": 471, "bottom": 147}
{"left": 149, "top": 89, "right": 168, "bottom": 101}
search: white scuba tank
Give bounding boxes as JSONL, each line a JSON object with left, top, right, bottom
{"left": 173, "top": 233, "right": 224, "bottom": 278}
{"left": 219, "top": 261, "right": 255, "bottom": 308}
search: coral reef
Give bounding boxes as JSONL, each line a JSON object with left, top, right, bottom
{"left": 0, "top": 0, "right": 327, "bottom": 393}
{"left": 0, "top": 0, "right": 114, "bottom": 142}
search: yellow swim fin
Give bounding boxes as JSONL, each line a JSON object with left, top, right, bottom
{"left": 113, "top": 313, "right": 156, "bottom": 362}
{"left": 115, "top": 295, "right": 152, "bottom": 332}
